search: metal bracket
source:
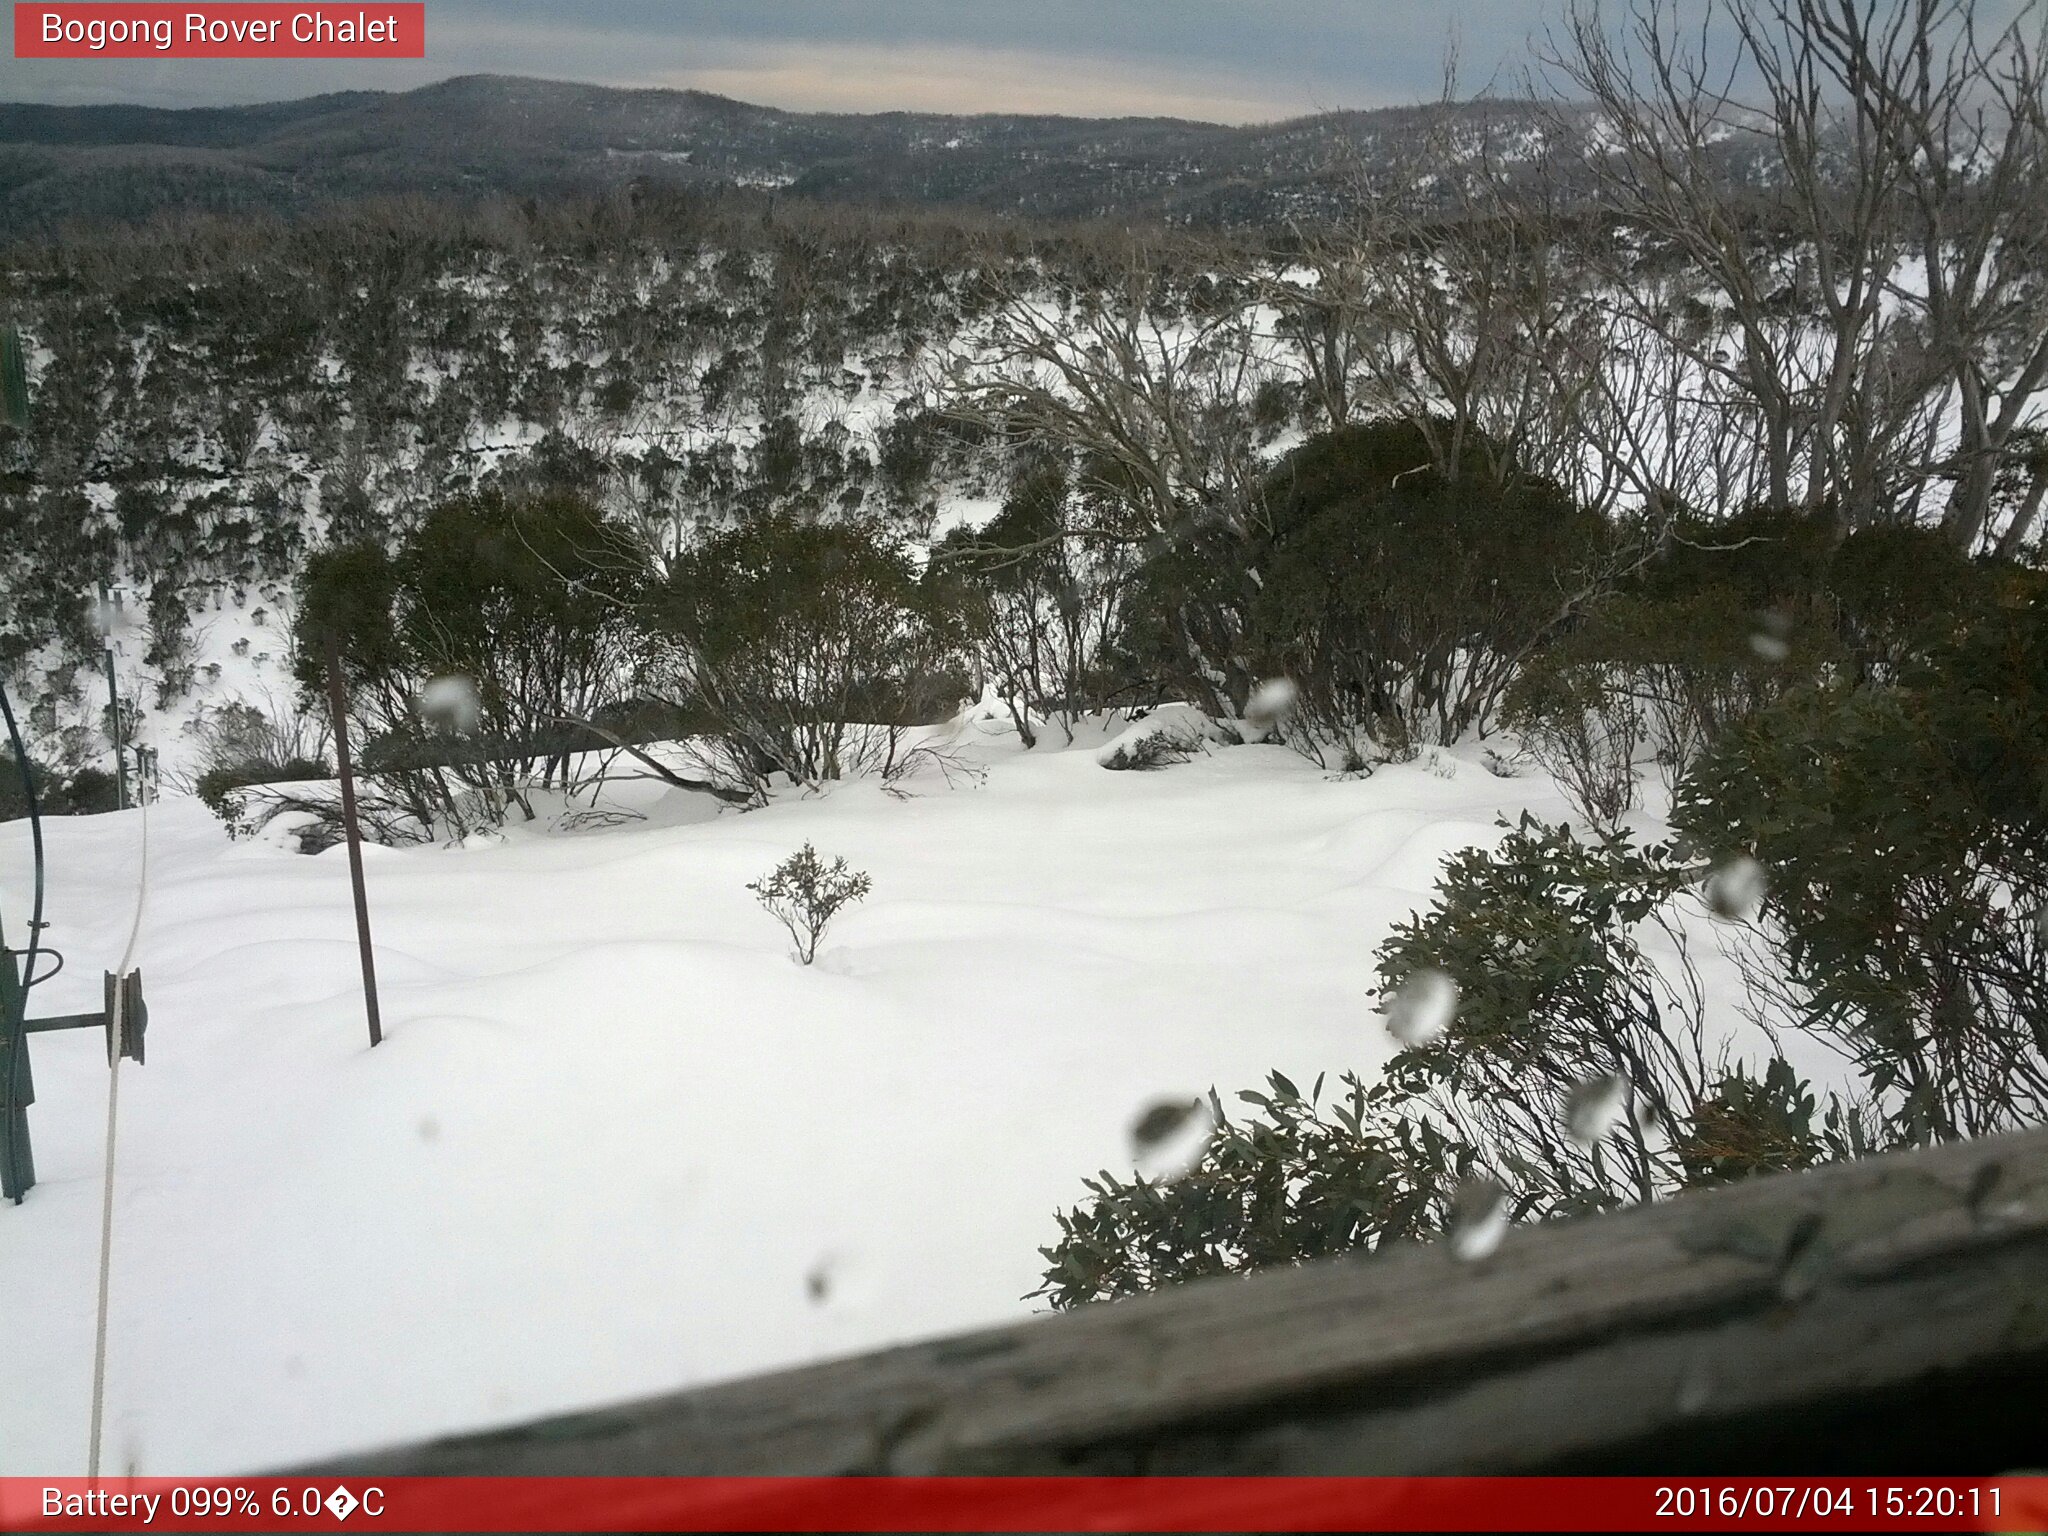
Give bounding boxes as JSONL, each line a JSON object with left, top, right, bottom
{"left": 1, "top": 951, "right": 147, "bottom": 1203}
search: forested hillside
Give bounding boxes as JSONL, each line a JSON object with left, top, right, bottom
{"left": 0, "top": 190, "right": 1059, "bottom": 777}
{"left": 0, "top": 73, "right": 1754, "bottom": 232}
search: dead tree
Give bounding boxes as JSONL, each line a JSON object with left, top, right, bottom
{"left": 1552, "top": 0, "right": 2048, "bottom": 546}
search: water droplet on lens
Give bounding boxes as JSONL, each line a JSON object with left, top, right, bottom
{"left": 1130, "top": 1098, "right": 1199, "bottom": 1150}
{"left": 1749, "top": 609, "right": 1793, "bottom": 662}
{"left": 421, "top": 674, "right": 482, "bottom": 734}
{"left": 1384, "top": 968, "right": 1458, "bottom": 1048}
{"left": 1131, "top": 1097, "right": 1215, "bottom": 1182}
{"left": 1706, "top": 855, "right": 1767, "bottom": 920}
{"left": 1245, "top": 677, "right": 1299, "bottom": 734}
{"left": 1564, "top": 1073, "right": 1628, "bottom": 1147}
{"left": 1449, "top": 1177, "right": 1509, "bottom": 1263}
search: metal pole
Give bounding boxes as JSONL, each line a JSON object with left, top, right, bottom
{"left": 0, "top": 676, "right": 47, "bottom": 1203}
{"left": 323, "top": 635, "right": 383, "bottom": 1048}
{"left": 0, "top": 948, "right": 32, "bottom": 1202}
{"left": 2, "top": 332, "right": 42, "bottom": 1200}
{"left": 102, "top": 643, "right": 126, "bottom": 812}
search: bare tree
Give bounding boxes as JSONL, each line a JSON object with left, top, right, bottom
{"left": 944, "top": 242, "right": 1276, "bottom": 716}
{"left": 1276, "top": 95, "right": 1621, "bottom": 506}
{"left": 1551, "top": 0, "right": 2048, "bottom": 546}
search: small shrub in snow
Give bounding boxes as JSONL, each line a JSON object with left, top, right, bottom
{"left": 1373, "top": 712, "right": 1419, "bottom": 765}
{"left": 1097, "top": 710, "right": 1218, "bottom": 772}
{"left": 1099, "top": 729, "right": 1201, "bottom": 772}
{"left": 880, "top": 740, "right": 986, "bottom": 799}
{"left": 1333, "top": 737, "right": 1374, "bottom": 779}
{"left": 749, "top": 842, "right": 873, "bottom": 965}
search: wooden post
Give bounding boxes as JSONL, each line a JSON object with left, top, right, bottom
{"left": 324, "top": 635, "right": 383, "bottom": 1048}
{"left": 102, "top": 644, "right": 126, "bottom": 812}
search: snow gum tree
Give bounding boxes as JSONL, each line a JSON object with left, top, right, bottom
{"left": 648, "top": 515, "right": 971, "bottom": 796}
{"left": 294, "top": 490, "right": 647, "bottom": 837}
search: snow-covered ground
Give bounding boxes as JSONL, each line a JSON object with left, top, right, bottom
{"left": 0, "top": 713, "right": 1600, "bottom": 1475}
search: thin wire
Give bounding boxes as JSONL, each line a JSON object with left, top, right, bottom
{"left": 88, "top": 769, "right": 150, "bottom": 1479}
{"left": 86, "top": 996, "right": 121, "bottom": 1479}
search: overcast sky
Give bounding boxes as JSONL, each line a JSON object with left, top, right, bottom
{"left": 0, "top": 1, "right": 1567, "bottom": 120}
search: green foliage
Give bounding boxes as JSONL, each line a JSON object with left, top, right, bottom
{"left": 1633, "top": 503, "right": 1836, "bottom": 613}
{"left": 0, "top": 750, "right": 117, "bottom": 820}
{"left": 1502, "top": 513, "right": 2016, "bottom": 803}
{"left": 1238, "top": 419, "right": 1608, "bottom": 749}
{"left": 294, "top": 490, "right": 648, "bottom": 836}
{"left": 748, "top": 842, "right": 873, "bottom": 965}
{"left": 294, "top": 542, "right": 402, "bottom": 691}
{"left": 1373, "top": 816, "right": 1722, "bottom": 1218}
{"left": 1506, "top": 505, "right": 1843, "bottom": 793}
{"left": 1033, "top": 1072, "right": 1467, "bottom": 1308}
{"left": 1676, "top": 1058, "right": 1838, "bottom": 1187}
{"left": 1514, "top": 585, "right": 1818, "bottom": 776}
{"left": 654, "top": 515, "right": 969, "bottom": 790}
{"left": 391, "top": 490, "right": 644, "bottom": 710}
{"left": 1826, "top": 522, "right": 2011, "bottom": 678}
{"left": 1037, "top": 812, "right": 1883, "bottom": 1307}
{"left": 1674, "top": 588, "right": 2048, "bottom": 1142}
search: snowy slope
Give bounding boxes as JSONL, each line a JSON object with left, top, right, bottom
{"left": 0, "top": 718, "right": 1593, "bottom": 1475}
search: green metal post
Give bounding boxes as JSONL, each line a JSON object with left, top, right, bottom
{"left": 2, "top": 326, "right": 43, "bottom": 1202}
{"left": 0, "top": 947, "right": 33, "bottom": 1203}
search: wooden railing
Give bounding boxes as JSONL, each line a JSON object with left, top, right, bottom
{"left": 304, "top": 1126, "right": 2048, "bottom": 1476}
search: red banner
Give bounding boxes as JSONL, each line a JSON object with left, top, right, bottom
{"left": 3, "top": 1477, "right": 2046, "bottom": 1532}
{"left": 14, "top": 4, "right": 423, "bottom": 58}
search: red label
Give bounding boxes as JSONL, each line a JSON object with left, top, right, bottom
{"left": 14, "top": 4, "right": 424, "bottom": 58}
{"left": 2, "top": 1477, "right": 2047, "bottom": 1533}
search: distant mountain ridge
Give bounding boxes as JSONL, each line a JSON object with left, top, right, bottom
{"left": 0, "top": 73, "right": 1574, "bottom": 232}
